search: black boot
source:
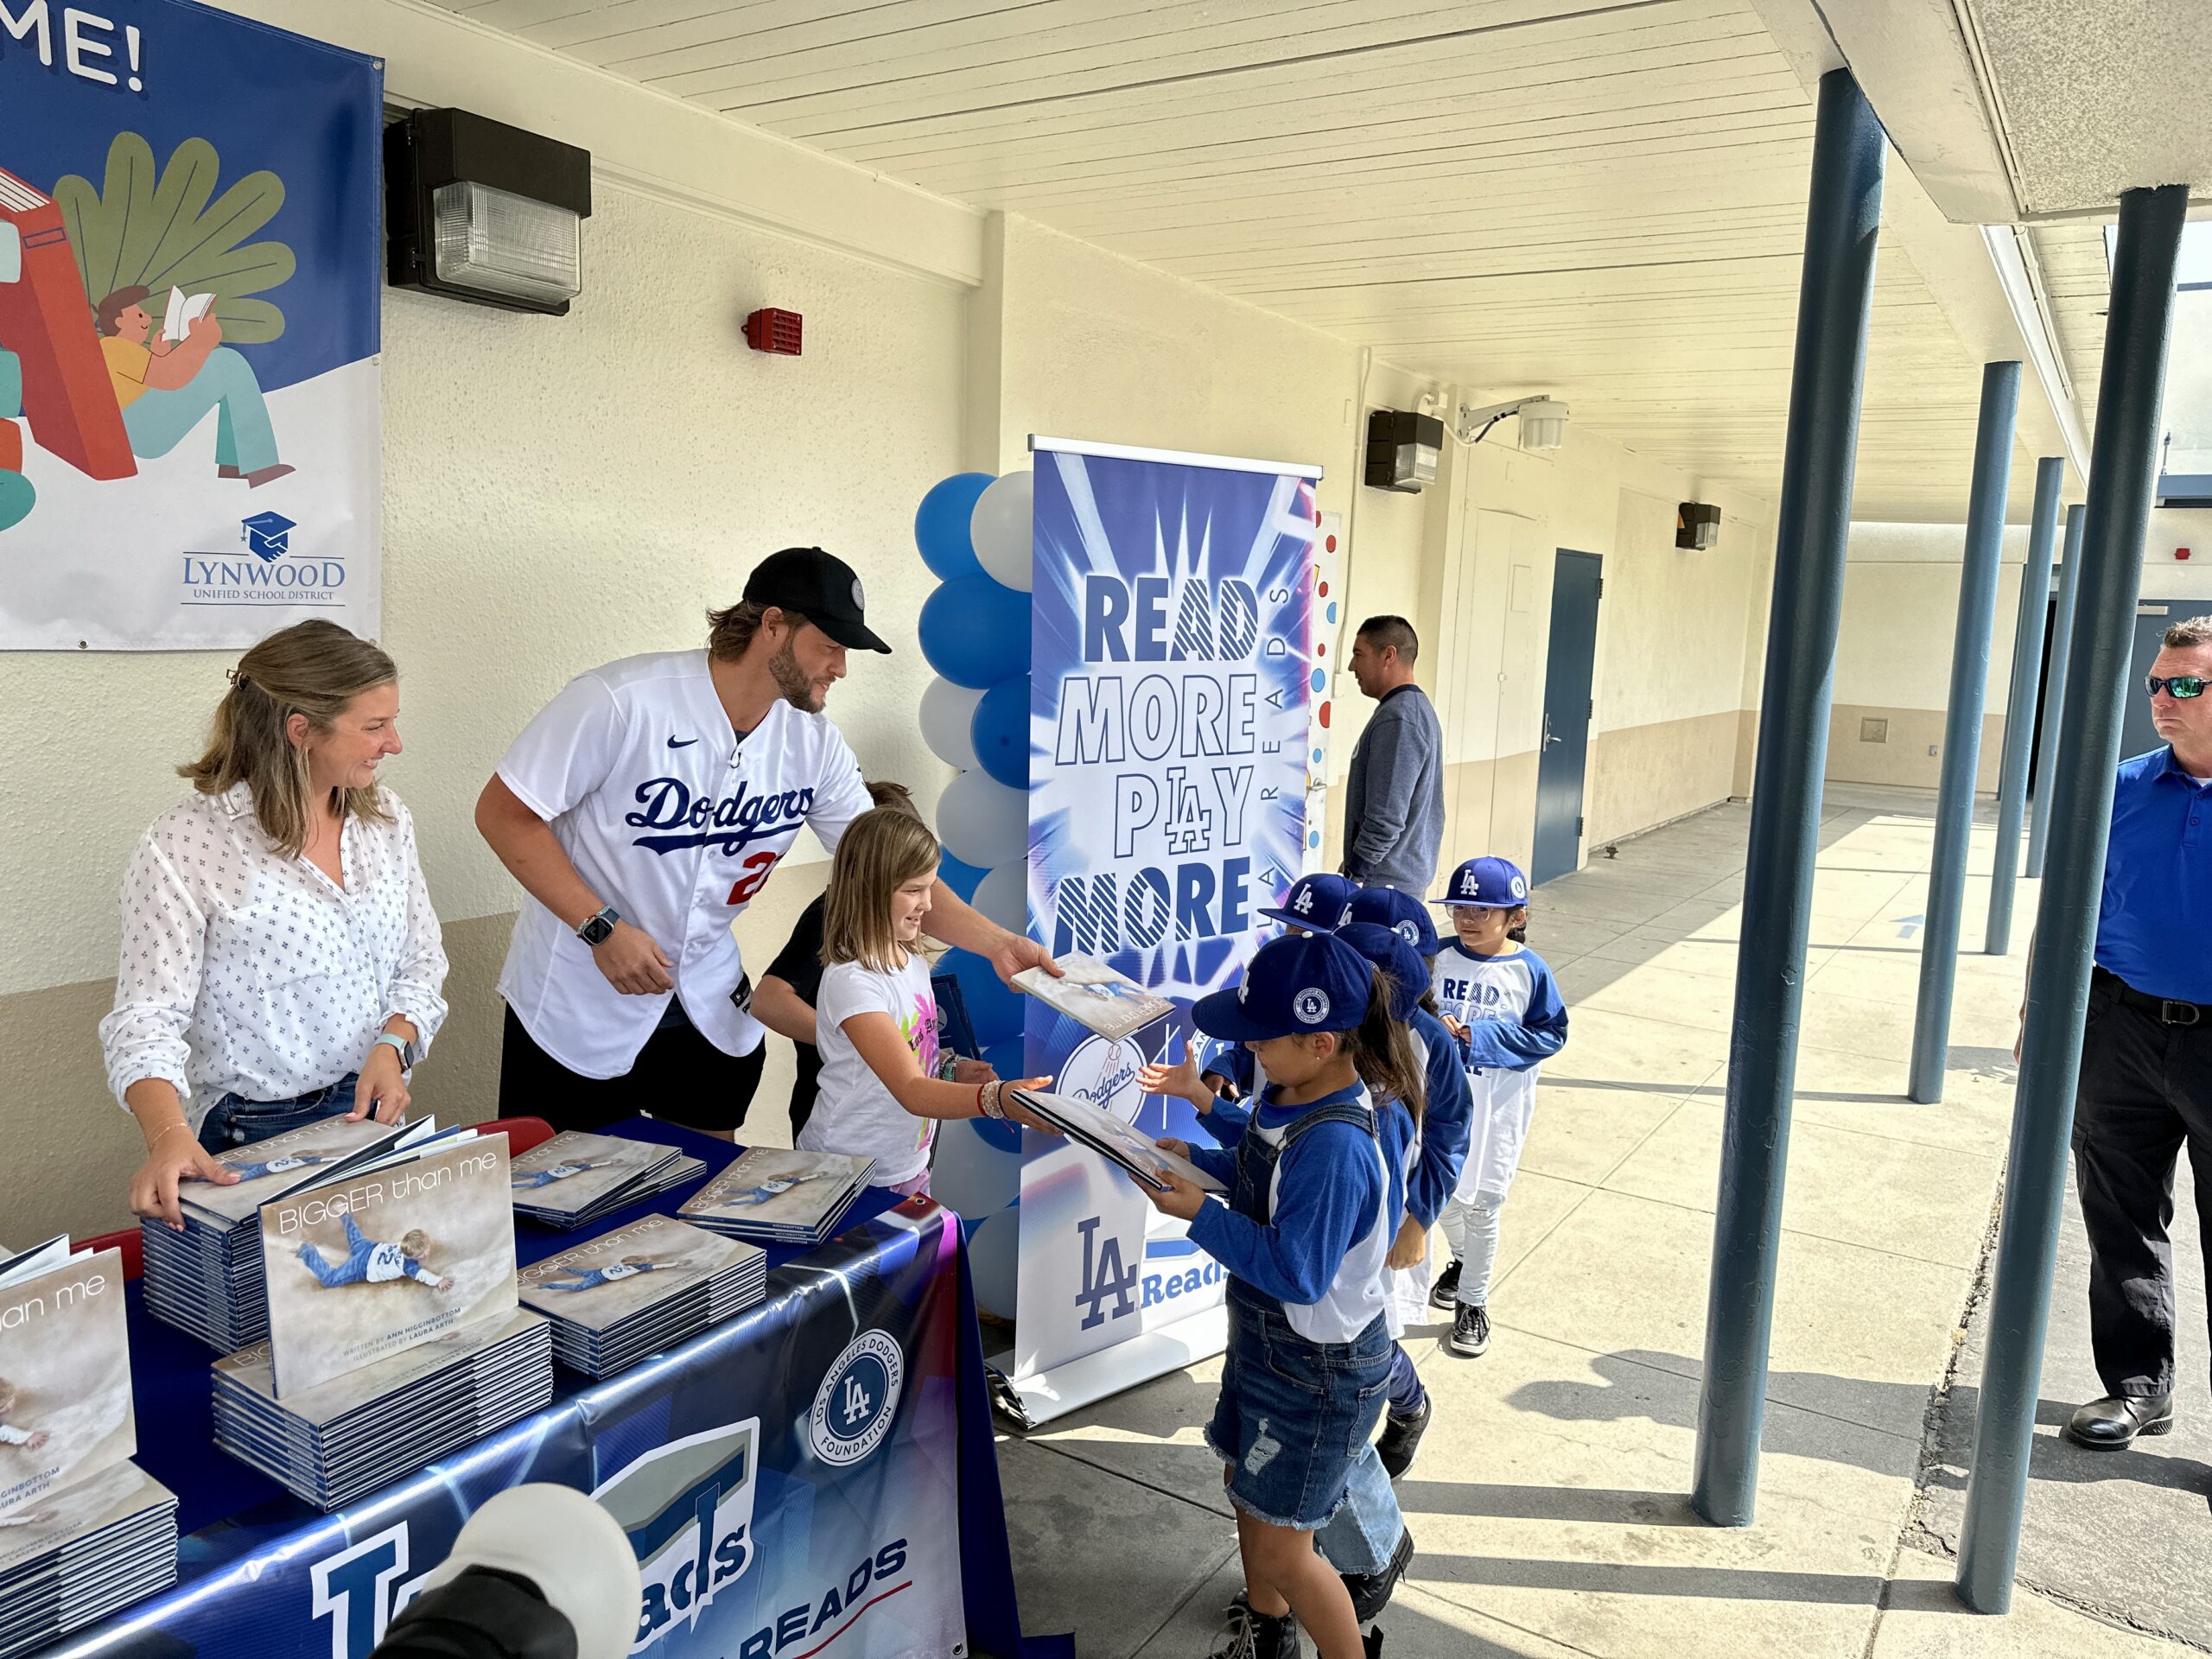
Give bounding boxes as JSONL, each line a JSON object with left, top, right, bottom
{"left": 1207, "top": 1596, "right": 1302, "bottom": 1658}
{"left": 1341, "top": 1528, "right": 1414, "bottom": 1622}
{"left": 1376, "top": 1397, "right": 1432, "bottom": 1479}
{"left": 2063, "top": 1393, "right": 2174, "bottom": 1449}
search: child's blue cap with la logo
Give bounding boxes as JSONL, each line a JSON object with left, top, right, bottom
{"left": 1339, "top": 886, "right": 1442, "bottom": 956}
{"left": 1332, "top": 922, "right": 1429, "bottom": 1023}
{"left": 1194, "top": 933, "right": 1373, "bottom": 1041}
{"left": 1435, "top": 855, "right": 1530, "bottom": 909}
{"left": 1257, "top": 871, "right": 1356, "bottom": 931}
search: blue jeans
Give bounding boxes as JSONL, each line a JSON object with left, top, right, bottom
{"left": 122, "top": 346, "right": 281, "bottom": 474}
{"left": 1318, "top": 1446, "right": 1402, "bottom": 1575}
{"left": 196, "top": 1075, "right": 358, "bottom": 1154}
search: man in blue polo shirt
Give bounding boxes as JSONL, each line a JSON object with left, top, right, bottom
{"left": 2065, "top": 614, "right": 2212, "bottom": 1449}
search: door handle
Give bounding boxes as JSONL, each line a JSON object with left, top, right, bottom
{"left": 1542, "top": 714, "right": 1563, "bottom": 749}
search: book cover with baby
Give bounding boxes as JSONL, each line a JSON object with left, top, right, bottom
{"left": 518, "top": 1216, "right": 759, "bottom": 1335}
{"left": 259, "top": 1135, "right": 518, "bottom": 1398}
{"left": 182, "top": 1116, "right": 410, "bottom": 1227}
{"left": 1013, "top": 954, "right": 1177, "bottom": 1042}
{"left": 679, "top": 1148, "right": 874, "bottom": 1231}
{"left": 0, "top": 1248, "right": 133, "bottom": 1519}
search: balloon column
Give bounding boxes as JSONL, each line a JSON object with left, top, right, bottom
{"left": 912, "top": 468, "right": 1036, "bottom": 1310}
{"left": 1305, "top": 512, "right": 1344, "bottom": 870}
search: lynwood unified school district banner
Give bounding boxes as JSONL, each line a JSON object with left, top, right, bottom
{"left": 1010, "top": 435, "right": 1319, "bottom": 1411}
{"left": 0, "top": 0, "right": 381, "bottom": 650}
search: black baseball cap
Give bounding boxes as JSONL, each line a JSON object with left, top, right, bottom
{"left": 742, "top": 547, "right": 892, "bottom": 653}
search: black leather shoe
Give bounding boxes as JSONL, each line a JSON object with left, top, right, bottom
{"left": 2063, "top": 1393, "right": 2174, "bottom": 1449}
{"left": 1341, "top": 1528, "right": 1414, "bottom": 1623}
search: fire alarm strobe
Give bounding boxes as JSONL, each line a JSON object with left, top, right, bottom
{"left": 745, "top": 308, "right": 802, "bottom": 355}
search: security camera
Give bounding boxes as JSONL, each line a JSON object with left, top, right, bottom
{"left": 1455, "top": 395, "right": 1569, "bottom": 452}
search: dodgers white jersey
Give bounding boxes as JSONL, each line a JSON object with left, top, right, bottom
{"left": 497, "top": 650, "right": 874, "bottom": 1077}
{"left": 1430, "top": 942, "right": 1568, "bottom": 1201}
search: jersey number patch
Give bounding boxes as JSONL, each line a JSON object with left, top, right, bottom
{"left": 724, "top": 850, "right": 782, "bottom": 906}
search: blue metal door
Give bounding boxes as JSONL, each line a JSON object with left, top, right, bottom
{"left": 2122, "top": 597, "right": 2212, "bottom": 760}
{"left": 1533, "top": 550, "right": 1603, "bottom": 884}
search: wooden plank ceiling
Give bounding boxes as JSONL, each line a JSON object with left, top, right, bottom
{"left": 430, "top": 0, "right": 2050, "bottom": 521}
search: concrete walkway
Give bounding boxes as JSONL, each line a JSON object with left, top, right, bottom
{"left": 996, "top": 786, "right": 2211, "bottom": 1658}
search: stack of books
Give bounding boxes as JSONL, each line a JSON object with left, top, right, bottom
{"left": 141, "top": 1116, "right": 415, "bottom": 1351}
{"left": 209, "top": 1127, "right": 552, "bottom": 1510}
{"left": 678, "top": 1148, "right": 875, "bottom": 1248}
{"left": 518, "top": 1215, "right": 765, "bottom": 1378}
{"left": 0, "top": 1240, "right": 177, "bottom": 1659}
{"left": 507, "top": 1131, "right": 702, "bottom": 1229}
{"left": 209, "top": 1309, "right": 552, "bottom": 1510}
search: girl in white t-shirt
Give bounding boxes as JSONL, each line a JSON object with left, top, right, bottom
{"left": 798, "top": 809, "right": 1052, "bottom": 1197}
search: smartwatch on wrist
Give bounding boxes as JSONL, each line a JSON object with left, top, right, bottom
{"left": 373, "top": 1033, "right": 420, "bottom": 1070}
{"left": 577, "top": 906, "right": 620, "bottom": 947}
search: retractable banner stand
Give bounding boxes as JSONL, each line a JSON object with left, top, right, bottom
{"left": 0, "top": 0, "right": 382, "bottom": 649}
{"left": 1005, "top": 437, "right": 1320, "bottom": 1424}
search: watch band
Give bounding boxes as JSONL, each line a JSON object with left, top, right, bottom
{"left": 373, "top": 1033, "right": 414, "bottom": 1069}
{"left": 577, "top": 905, "right": 620, "bottom": 945}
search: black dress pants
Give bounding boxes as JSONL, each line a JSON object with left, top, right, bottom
{"left": 498, "top": 1005, "right": 766, "bottom": 1135}
{"left": 2070, "top": 970, "right": 2212, "bottom": 1399}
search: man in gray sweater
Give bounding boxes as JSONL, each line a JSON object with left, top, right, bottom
{"left": 1340, "top": 615, "right": 1446, "bottom": 893}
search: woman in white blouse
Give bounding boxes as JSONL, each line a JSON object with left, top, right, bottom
{"left": 102, "top": 620, "right": 450, "bottom": 1228}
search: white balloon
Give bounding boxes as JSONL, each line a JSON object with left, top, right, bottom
{"left": 969, "top": 470, "right": 1034, "bottom": 592}
{"left": 973, "top": 861, "right": 1029, "bottom": 931}
{"left": 936, "top": 769, "right": 1029, "bottom": 868}
{"left": 931, "top": 1120, "right": 1025, "bottom": 1220}
{"left": 918, "top": 677, "right": 983, "bottom": 772}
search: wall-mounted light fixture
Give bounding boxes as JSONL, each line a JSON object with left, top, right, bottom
{"left": 1456, "top": 394, "right": 1569, "bottom": 452}
{"left": 385, "top": 109, "right": 593, "bottom": 315}
{"left": 1677, "top": 502, "right": 1722, "bottom": 550}
{"left": 1363, "top": 409, "right": 1444, "bottom": 492}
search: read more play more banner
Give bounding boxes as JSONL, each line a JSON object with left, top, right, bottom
{"left": 1012, "top": 438, "right": 1319, "bottom": 1400}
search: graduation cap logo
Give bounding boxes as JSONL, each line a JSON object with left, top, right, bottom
{"left": 241, "top": 512, "right": 296, "bottom": 563}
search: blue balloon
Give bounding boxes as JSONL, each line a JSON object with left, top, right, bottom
{"left": 914, "top": 474, "right": 993, "bottom": 582}
{"left": 936, "top": 850, "right": 989, "bottom": 901}
{"left": 970, "top": 677, "right": 1030, "bottom": 790}
{"left": 0, "top": 471, "right": 33, "bottom": 534}
{"left": 940, "top": 947, "right": 1023, "bottom": 1044}
{"left": 918, "top": 578, "right": 1029, "bottom": 690}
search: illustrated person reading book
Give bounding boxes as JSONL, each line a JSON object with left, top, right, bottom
{"left": 535, "top": 1254, "right": 667, "bottom": 1293}
{"left": 228, "top": 1152, "right": 328, "bottom": 1184}
{"left": 512, "top": 1160, "right": 611, "bottom": 1191}
{"left": 0, "top": 1377, "right": 50, "bottom": 1452}
{"left": 295, "top": 1217, "right": 454, "bottom": 1293}
{"left": 719, "top": 1170, "right": 827, "bottom": 1208}
{"left": 92, "top": 284, "right": 294, "bottom": 488}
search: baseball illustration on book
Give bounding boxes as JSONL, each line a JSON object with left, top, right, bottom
{"left": 679, "top": 1148, "right": 875, "bottom": 1247}
{"left": 1013, "top": 954, "right": 1177, "bottom": 1043}
{"left": 258, "top": 1134, "right": 519, "bottom": 1398}
{"left": 0, "top": 1249, "right": 135, "bottom": 1520}
{"left": 1005, "top": 1088, "right": 1224, "bottom": 1197}
{"left": 0, "top": 0, "right": 383, "bottom": 649}
{"left": 518, "top": 1215, "right": 766, "bottom": 1378}
{"left": 192, "top": 1116, "right": 408, "bottom": 1213}
{"left": 506, "top": 1129, "right": 691, "bottom": 1228}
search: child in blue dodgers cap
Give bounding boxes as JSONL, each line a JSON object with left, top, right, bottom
{"left": 1427, "top": 855, "right": 1569, "bottom": 1358}
{"left": 1144, "top": 932, "right": 1423, "bottom": 1659}
{"left": 1314, "top": 922, "right": 1474, "bottom": 1620}
{"left": 1147, "top": 870, "right": 1355, "bottom": 1116}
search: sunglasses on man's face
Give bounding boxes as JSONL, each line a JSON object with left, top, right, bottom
{"left": 2147, "top": 674, "right": 2207, "bottom": 700}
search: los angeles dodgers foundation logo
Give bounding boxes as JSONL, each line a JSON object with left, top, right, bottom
{"left": 809, "top": 1330, "right": 903, "bottom": 1467}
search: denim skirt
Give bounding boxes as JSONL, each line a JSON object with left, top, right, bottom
{"left": 195, "top": 1074, "right": 360, "bottom": 1154}
{"left": 1204, "top": 1287, "right": 1394, "bottom": 1530}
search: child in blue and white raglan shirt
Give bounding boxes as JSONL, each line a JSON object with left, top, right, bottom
{"left": 1427, "top": 856, "right": 1568, "bottom": 1359}
{"left": 1141, "top": 933, "right": 1422, "bottom": 1659}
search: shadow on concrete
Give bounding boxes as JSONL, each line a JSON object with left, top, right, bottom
{"left": 1392, "top": 1478, "right": 1705, "bottom": 1528}
{"left": 1417, "top": 1551, "right": 1888, "bottom": 1605}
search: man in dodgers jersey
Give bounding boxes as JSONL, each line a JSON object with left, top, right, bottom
{"left": 479, "top": 547, "right": 1057, "bottom": 1137}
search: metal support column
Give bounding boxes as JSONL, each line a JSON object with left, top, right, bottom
{"left": 1955, "top": 182, "right": 2188, "bottom": 1614}
{"left": 1908, "top": 360, "right": 2021, "bottom": 1103}
{"left": 1690, "top": 68, "right": 1884, "bottom": 1528}
{"left": 2026, "top": 504, "right": 2088, "bottom": 878}
{"left": 1986, "top": 455, "right": 2064, "bottom": 953}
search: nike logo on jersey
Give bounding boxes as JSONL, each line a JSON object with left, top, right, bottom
{"left": 666, "top": 735, "right": 700, "bottom": 748}
{"left": 626, "top": 776, "right": 815, "bottom": 855}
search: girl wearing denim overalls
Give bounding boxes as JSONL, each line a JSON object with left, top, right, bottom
{"left": 1147, "top": 933, "right": 1426, "bottom": 1659}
